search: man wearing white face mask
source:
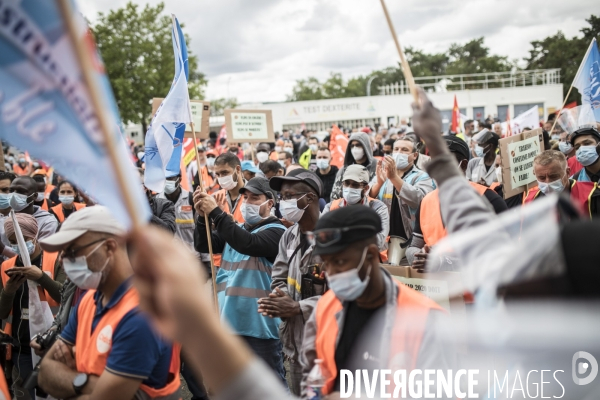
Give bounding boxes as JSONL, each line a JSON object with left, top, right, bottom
{"left": 259, "top": 169, "right": 324, "bottom": 395}
{"left": 0, "top": 213, "right": 65, "bottom": 399}
{"left": 0, "top": 171, "right": 17, "bottom": 260}
{"left": 157, "top": 172, "right": 196, "bottom": 251}
{"left": 9, "top": 176, "right": 58, "bottom": 239}
{"left": 300, "top": 206, "right": 451, "bottom": 399}
{"left": 557, "top": 133, "right": 584, "bottom": 177}
{"left": 330, "top": 132, "right": 378, "bottom": 201}
{"left": 323, "top": 164, "right": 389, "bottom": 250}
{"left": 37, "top": 206, "right": 182, "bottom": 400}
{"left": 524, "top": 150, "right": 579, "bottom": 202}
{"left": 465, "top": 128, "right": 501, "bottom": 186}
{"left": 368, "top": 138, "right": 435, "bottom": 257}
{"left": 193, "top": 177, "right": 288, "bottom": 386}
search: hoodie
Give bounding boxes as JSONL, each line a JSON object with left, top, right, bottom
{"left": 330, "top": 132, "right": 377, "bottom": 200}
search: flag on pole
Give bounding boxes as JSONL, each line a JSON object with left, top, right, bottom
{"left": 144, "top": 15, "right": 192, "bottom": 192}
{"left": 450, "top": 95, "right": 463, "bottom": 135}
{"left": 0, "top": 0, "right": 149, "bottom": 228}
{"left": 573, "top": 38, "right": 600, "bottom": 121}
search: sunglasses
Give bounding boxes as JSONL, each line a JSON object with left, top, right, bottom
{"left": 306, "top": 225, "right": 376, "bottom": 247}
{"left": 61, "top": 238, "right": 106, "bottom": 262}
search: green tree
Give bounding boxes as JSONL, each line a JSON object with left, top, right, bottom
{"left": 92, "top": 2, "right": 207, "bottom": 133}
{"left": 524, "top": 14, "right": 599, "bottom": 104}
{"left": 210, "top": 98, "right": 239, "bottom": 116}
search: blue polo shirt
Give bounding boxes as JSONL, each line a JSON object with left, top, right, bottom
{"left": 60, "top": 278, "right": 172, "bottom": 388}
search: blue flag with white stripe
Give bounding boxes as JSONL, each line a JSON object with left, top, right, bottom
{"left": 144, "top": 15, "right": 192, "bottom": 191}
{"left": 573, "top": 38, "right": 600, "bottom": 121}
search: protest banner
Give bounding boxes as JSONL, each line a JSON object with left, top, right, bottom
{"left": 152, "top": 98, "right": 211, "bottom": 139}
{"left": 499, "top": 128, "right": 545, "bottom": 199}
{"left": 501, "top": 106, "right": 540, "bottom": 136}
{"left": 224, "top": 109, "right": 275, "bottom": 143}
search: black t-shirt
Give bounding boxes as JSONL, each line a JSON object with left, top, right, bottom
{"left": 333, "top": 301, "right": 385, "bottom": 392}
{"left": 12, "top": 253, "right": 43, "bottom": 352}
{"left": 389, "top": 167, "right": 414, "bottom": 240}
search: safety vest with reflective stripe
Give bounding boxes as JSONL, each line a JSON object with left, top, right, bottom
{"left": 526, "top": 180, "right": 595, "bottom": 218}
{"left": 315, "top": 281, "right": 443, "bottom": 395}
{"left": 75, "top": 287, "right": 181, "bottom": 399}
{"left": 51, "top": 202, "right": 87, "bottom": 223}
{"left": 217, "top": 222, "right": 285, "bottom": 339}
{"left": 420, "top": 181, "right": 488, "bottom": 246}
{"left": 1, "top": 252, "right": 60, "bottom": 359}
{"left": 212, "top": 190, "right": 245, "bottom": 267}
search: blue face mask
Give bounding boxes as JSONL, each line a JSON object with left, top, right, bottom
{"left": 10, "top": 240, "right": 36, "bottom": 257}
{"left": 326, "top": 248, "right": 371, "bottom": 302}
{"left": 558, "top": 141, "right": 573, "bottom": 154}
{"left": 9, "top": 193, "right": 33, "bottom": 212}
{"left": 0, "top": 193, "right": 10, "bottom": 210}
{"left": 576, "top": 145, "right": 599, "bottom": 167}
{"left": 475, "top": 145, "right": 486, "bottom": 158}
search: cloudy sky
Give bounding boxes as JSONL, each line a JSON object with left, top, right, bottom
{"left": 79, "top": 0, "right": 595, "bottom": 104}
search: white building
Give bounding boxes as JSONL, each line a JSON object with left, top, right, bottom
{"left": 238, "top": 69, "right": 563, "bottom": 133}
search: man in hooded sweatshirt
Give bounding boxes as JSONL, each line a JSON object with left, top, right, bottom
{"left": 330, "top": 132, "right": 377, "bottom": 200}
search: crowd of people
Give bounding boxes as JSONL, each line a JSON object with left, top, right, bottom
{"left": 0, "top": 88, "right": 597, "bottom": 400}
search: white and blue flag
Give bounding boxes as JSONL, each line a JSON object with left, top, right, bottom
{"left": 144, "top": 15, "right": 192, "bottom": 192}
{"left": 0, "top": 0, "right": 149, "bottom": 228}
{"left": 573, "top": 38, "right": 600, "bottom": 121}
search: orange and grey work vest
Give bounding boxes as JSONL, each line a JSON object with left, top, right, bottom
{"left": 420, "top": 181, "right": 488, "bottom": 246}
{"left": 211, "top": 189, "right": 245, "bottom": 267}
{"left": 75, "top": 287, "right": 182, "bottom": 400}
{"left": 314, "top": 281, "right": 442, "bottom": 395}
{"left": 1, "top": 252, "right": 60, "bottom": 360}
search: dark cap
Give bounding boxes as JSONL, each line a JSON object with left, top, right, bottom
{"left": 312, "top": 206, "right": 381, "bottom": 256}
{"left": 269, "top": 168, "right": 323, "bottom": 197}
{"left": 239, "top": 177, "right": 274, "bottom": 199}
{"left": 570, "top": 127, "right": 600, "bottom": 145}
{"left": 444, "top": 136, "right": 470, "bottom": 160}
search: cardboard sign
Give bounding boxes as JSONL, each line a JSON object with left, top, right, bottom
{"left": 151, "top": 98, "right": 211, "bottom": 139}
{"left": 499, "top": 128, "right": 544, "bottom": 199}
{"left": 224, "top": 109, "right": 274, "bottom": 143}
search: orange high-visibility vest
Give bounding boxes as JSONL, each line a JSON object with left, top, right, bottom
{"left": 200, "top": 166, "right": 216, "bottom": 194}
{"left": 51, "top": 202, "right": 86, "bottom": 223}
{"left": 315, "top": 282, "right": 443, "bottom": 395}
{"left": 1, "top": 252, "right": 60, "bottom": 360}
{"left": 40, "top": 198, "right": 50, "bottom": 211}
{"left": 489, "top": 182, "right": 500, "bottom": 190}
{"left": 0, "top": 367, "right": 9, "bottom": 399}
{"left": 75, "top": 287, "right": 181, "bottom": 399}
{"left": 13, "top": 164, "right": 31, "bottom": 176}
{"left": 211, "top": 189, "right": 245, "bottom": 267}
{"left": 420, "top": 181, "right": 488, "bottom": 246}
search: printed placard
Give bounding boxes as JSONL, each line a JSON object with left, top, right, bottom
{"left": 151, "top": 98, "right": 210, "bottom": 139}
{"left": 224, "top": 109, "right": 274, "bottom": 143}
{"left": 499, "top": 128, "right": 545, "bottom": 199}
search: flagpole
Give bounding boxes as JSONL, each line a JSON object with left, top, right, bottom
{"left": 379, "top": 0, "right": 419, "bottom": 103}
{"left": 57, "top": 0, "right": 142, "bottom": 228}
{"left": 191, "top": 123, "right": 219, "bottom": 313}
{"left": 549, "top": 85, "right": 575, "bottom": 134}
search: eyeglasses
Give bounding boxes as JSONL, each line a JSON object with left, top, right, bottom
{"left": 61, "top": 238, "right": 106, "bottom": 262}
{"left": 306, "top": 225, "right": 377, "bottom": 247}
{"left": 278, "top": 192, "right": 309, "bottom": 201}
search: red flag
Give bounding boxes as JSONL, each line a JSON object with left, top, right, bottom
{"left": 329, "top": 124, "right": 348, "bottom": 169}
{"left": 451, "top": 95, "right": 460, "bottom": 133}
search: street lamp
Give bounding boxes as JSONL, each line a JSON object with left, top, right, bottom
{"left": 366, "top": 76, "right": 377, "bottom": 97}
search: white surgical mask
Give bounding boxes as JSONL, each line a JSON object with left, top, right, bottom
{"left": 275, "top": 146, "right": 282, "bottom": 152}
{"left": 475, "top": 145, "right": 486, "bottom": 158}
{"left": 241, "top": 200, "right": 269, "bottom": 225}
{"left": 164, "top": 180, "right": 179, "bottom": 195}
{"left": 59, "top": 195, "right": 75, "bottom": 206}
{"left": 309, "top": 144, "right": 318, "bottom": 152}
{"left": 351, "top": 147, "right": 365, "bottom": 162}
{"left": 537, "top": 176, "right": 565, "bottom": 194}
{"left": 316, "top": 159, "right": 330, "bottom": 170}
{"left": 284, "top": 147, "right": 294, "bottom": 154}
{"left": 280, "top": 194, "right": 308, "bottom": 223}
{"left": 218, "top": 173, "right": 237, "bottom": 191}
{"left": 342, "top": 187, "right": 363, "bottom": 205}
{"left": 558, "top": 141, "right": 573, "bottom": 154}
{"left": 257, "top": 152, "right": 269, "bottom": 163}
{"left": 326, "top": 247, "right": 371, "bottom": 301}
{"left": 393, "top": 153, "right": 409, "bottom": 170}
{"left": 278, "top": 160, "right": 286, "bottom": 168}
{"left": 63, "top": 241, "right": 109, "bottom": 290}
{"left": 9, "top": 193, "right": 33, "bottom": 212}
{"left": 207, "top": 158, "right": 216, "bottom": 167}
{"left": 35, "top": 192, "right": 45, "bottom": 202}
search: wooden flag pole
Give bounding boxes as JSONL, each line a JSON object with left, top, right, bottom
{"left": 191, "top": 123, "right": 219, "bottom": 312}
{"left": 57, "top": 0, "right": 142, "bottom": 228}
{"left": 549, "top": 85, "right": 575, "bottom": 134}
{"left": 379, "top": 0, "right": 419, "bottom": 103}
